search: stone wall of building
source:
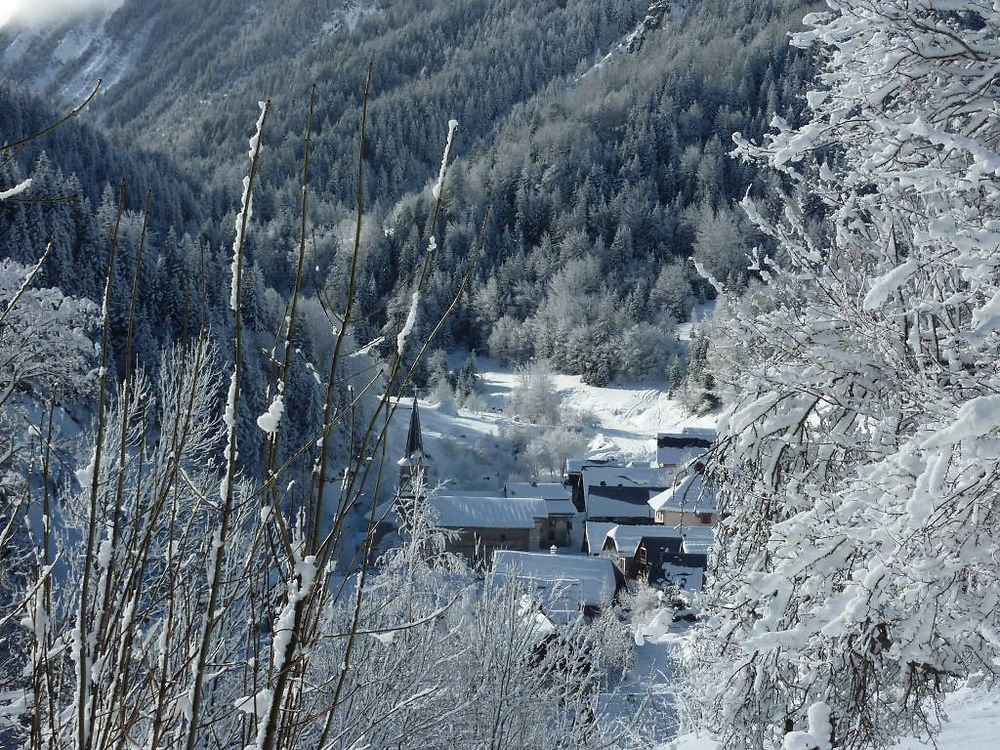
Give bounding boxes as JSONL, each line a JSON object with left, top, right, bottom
{"left": 445, "top": 527, "right": 539, "bottom": 567}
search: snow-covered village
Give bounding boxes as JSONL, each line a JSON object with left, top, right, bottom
{"left": 2, "top": 0, "right": 1000, "bottom": 748}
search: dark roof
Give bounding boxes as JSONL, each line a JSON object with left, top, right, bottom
{"left": 656, "top": 434, "right": 714, "bottom": 450}
{"left": 587, "top": 485, "right": 658, "bottom": 505}
{"left": 661, "top": 551, "right": 708, "bottom": 569}
{"left": 585, "top": 485, "right": 664, "bottom": 519}
{"left": 646, "top": 549, "right": 709, "bottom": 587}
{"left": 656, "top": 428, "right": 715, "bottom": 468}
{"left": 641, "top": 535, "right": 684, "bottom": 556}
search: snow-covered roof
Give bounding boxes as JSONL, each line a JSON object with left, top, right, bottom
{"left": 566, "top": 457, "right": 618, "bottom": 474}
{"left": 658, "top": 427, "right": 716, "bottom": 440}
{"left": 492, "top": 550, "right": 618, "bottom": 609}
{"left": 585, "top": 521, "right": 618, "bottom": 554}
{"left": 656, "top": 427, "right": 715, "bottom": 468}
{"left": 504, "top": 481, "right": 572, "bottom": 500}
{"left": 648, "top": 474, "right": 717, "bottom": 514}
{"left": 501, "top": 482, "right": 576, "bottom": 517}
{"left": 679, "top": 525, "right": 715, "bottom": 554}
{"left": 428, "top": 495, "right": 546, "bottom": 529}
{"left": 585, "top": 486, "right": 656, "bottom": 520}
{"left": 581, "top": 464, "right": 675, "bottom": 488}
{"left": 604, "top": 525, "right": 683, "bottom": 557}
{"left": 545, "top": 500, "right": 577, "bottom": 517}
{"left": 435, "top": 490, "right": 501, "bottom": 498}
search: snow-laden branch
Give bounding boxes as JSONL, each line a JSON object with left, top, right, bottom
{"left": 0, "top": 178, "right": 31, "bottom": 201}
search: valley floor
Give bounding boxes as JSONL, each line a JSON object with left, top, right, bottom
{"left": 383, "top": 359, "right": 1000, "bottom": 750}
{"left": 385, "top": 356, "right": 715, "bottom": 492}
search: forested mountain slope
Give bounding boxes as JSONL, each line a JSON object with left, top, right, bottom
{"left": 2, "top": 0, "right": 816, "bottom": 390}
{"left": 0, "top": 84, "right": 212, "bottom": 366}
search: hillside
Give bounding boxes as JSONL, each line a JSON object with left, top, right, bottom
{"left": 1, "top": 0, "right": 815, "bottom": 389}
{"left": 2, "top": 1, "right": 999, "bottom": 749}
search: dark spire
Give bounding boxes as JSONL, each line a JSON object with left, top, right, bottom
{"left": 404, "top": 395, "right": 424, "bottom": 460}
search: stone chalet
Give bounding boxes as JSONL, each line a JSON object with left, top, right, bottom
{"left": 504, "top": 481, "right": 576, "bottom": 548}
{"left": 656, "top": 427, "right": 716, "bottom": 469}
{"left": 647, "top": 473, "right": 718, "bottom": 526}
{"left": 428, "top": 494, "right": 548, "bottom": 567}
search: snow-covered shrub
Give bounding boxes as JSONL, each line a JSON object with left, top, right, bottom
{"left": 509, "top": 360, "right": 561, "bottom": 425}
{"left": 562, "top": 405, "right": 601, "bottom": 429}
{"left": 0, "top": 257, "right": 99, "bottom": 407}
{"left": 0, "top": 258, "right": 99, "bottom": 704}
{"left": 525, "top": 425, "right": 589, "bottom": 479}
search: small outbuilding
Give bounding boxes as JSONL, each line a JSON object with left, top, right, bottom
{"left": 655, "top": 427, "right": 715, "bottom": 469}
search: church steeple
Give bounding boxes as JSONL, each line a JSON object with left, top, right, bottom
{"left": 404, "top": 395, "right": 424, "bottom": 461}
{"left": 397, "top": 396, "right": 429, "bottom": 497}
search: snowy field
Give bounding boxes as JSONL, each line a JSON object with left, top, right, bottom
{"left": 381, "top": 358, "right": 714, "bottom": 744}
{"left": 384, "top": 356, "right": 715, "bottom": 493}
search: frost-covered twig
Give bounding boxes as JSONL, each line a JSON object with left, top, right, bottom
{"left": 0, "top": 177, "right": 32, "bottom": 201}
{"left": 73, "top": 179, "right": 125, "bottom": 750}
{"left": 183, "top": 100, "right": 269, "bottom": 750}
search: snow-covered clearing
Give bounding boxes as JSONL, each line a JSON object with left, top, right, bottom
{"left": 384, "top": 356, "right": 714, "bottom": 492}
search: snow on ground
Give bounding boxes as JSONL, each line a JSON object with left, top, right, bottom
{"left": 662, "top": 683, "right": 1000, "bottom": 750}
{"left": 382, "top": 356, "right": 715, "bottom": 496}
{"left": 607, "top": 605, "right": 691, "bottom": 744}
{"left": 384, "top": 388, "right": 518, "bottom": 491}
{"left": 674, "top": 301, "right": 715, "bottom": 343}
{"left": 891, "top": 685, "right": 1000, "bottom": 750}
{"left": 476, "top": 356, "right": 715, "bottom": 465}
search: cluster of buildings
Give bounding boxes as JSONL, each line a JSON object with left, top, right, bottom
{"left": 388, "top": 398, "right": 719, "bottom": 619}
